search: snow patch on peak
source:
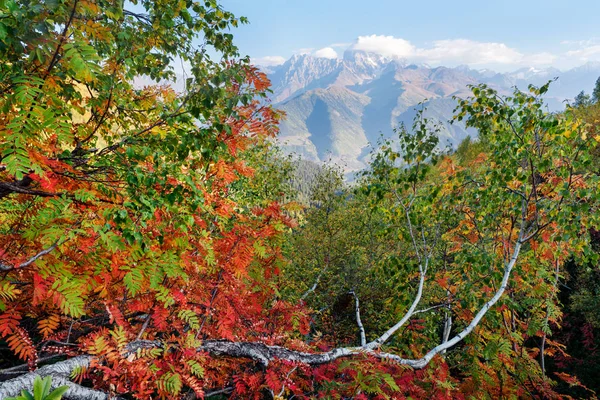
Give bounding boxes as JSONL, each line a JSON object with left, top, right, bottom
{"left": 343, "top": 49, "right": 389, "bottom": 65}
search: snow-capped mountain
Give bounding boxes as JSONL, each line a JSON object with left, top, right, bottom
{"left": 268, "top": 54, "right": 342, "bottom": 103}
{"left": 263, "top": 51, "right": 600, "bottom": 173}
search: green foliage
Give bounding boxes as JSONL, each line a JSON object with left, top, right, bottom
{"left": 282, "top": 163, "right": 401, "bottom": 344}
{"left": 593, "top": 76, "right": 600, "bottom": 104}
{"left": 453, "top": 136, "right": 485, "bottom": 165}
{"left": 289, "top": 159, "right": 328, "bottom": 204}
{"left": 574, "top": 90, "right": 592, "bottom": 108}
{"left": 6, "top": 376, "right": 69, "bottom": 400}
{"left": 284, "top": 82, "right": 600, "bottom": 396}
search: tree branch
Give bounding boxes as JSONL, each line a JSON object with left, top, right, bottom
{"left": 0, "top": 356, "right": 110, "bottom": 400}
{"left": 0, "top": 241, "right": 59, "bottom": 271}
{"left": 350, "top": 290, "right": 366, "bottom": 346}
{"left": 441, "top": 289, "right": 452, "bottom": 354}
{"left": 204, "top": 386, "right": 233, "bottom": 398}
{"left": 411, "top": 237, "right": 523, "bottom": 367}
{"left": 0, "top": 228, "right": 527, "bottom": 396}
{"left": 300, "top": 268, "right": 324, "bottom": 300}
{"left": 0, "top": 178, "right": 56, "bottom": 200}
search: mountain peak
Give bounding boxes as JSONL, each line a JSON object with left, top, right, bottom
{"left": 267, "top": 53, "right": 599, "bottom": 173}
{"left": 572, "top": 61, "right": 600, "bottom": 72}
{"left": 455, "top": 64, "right": 472, "bottom": 72}
{"left": 508, "top": 66, "right": 561, "bottom": 80}
{"left": 288, "top": 53, "right": 311, "bottom": 63}
{"left": 343, "top": 49, "right": 389, "bottom": 64}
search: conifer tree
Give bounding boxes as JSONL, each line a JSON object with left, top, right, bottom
{"left": 592, "top": 77, "right": 600, "bottom": 103}
{"left": 574, "top": 90, "right": 591, "bottom": 107}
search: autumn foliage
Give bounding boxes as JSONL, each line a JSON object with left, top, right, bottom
{"left": 1, "top": 0, "right": 600, "bottom": 398}
{"left": 0, "top": 0, "right": 310, "bottom": 397}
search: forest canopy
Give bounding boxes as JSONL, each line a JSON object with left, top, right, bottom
{"left": 1, "top": 0, "right": 600, "bottom": 399}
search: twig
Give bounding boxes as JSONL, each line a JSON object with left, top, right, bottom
{"left": 0, "top": 355, "right": 62, "bottom": 375}
{"left": 136, "top": 315, "right": 152, "bottom": 340}
{"left": 300, "top": 269, "right": 325, "bottom": 300}
{"left": 0, "top": 241, "right": 59, "bottom": 271}
{"left": 413, "top": 303, "right": 448, "bottom": 315}
{"left": 205, "top": 387, "right": 233, "bottom": 398}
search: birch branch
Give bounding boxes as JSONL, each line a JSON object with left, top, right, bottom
{"left": 0, "top": 356, "right": 110, "bottom": 400}
{"left": 409, "top": 238, "right": 523, "bottom": 367}
{"left": 441, "top": 289, "right": 452, "bottom": 354}
{"left": 365, "top": 257, "right": 428, "bottom": 350}
{"left": 350, "top": 290, "right": 366, "bottom": 346}
{"left": 300, "top": 268, "right": 325, "bottom": 300}
{"left": 1, "top": 226, "right": 528, "bottom": 395}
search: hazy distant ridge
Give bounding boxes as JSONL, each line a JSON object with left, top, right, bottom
{"left": 266, "top": 50, "right": 600, "bottom": 172}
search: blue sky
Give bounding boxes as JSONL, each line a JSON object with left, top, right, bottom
{"left": 219, "top": 0, "right": 600, "bottom": 71}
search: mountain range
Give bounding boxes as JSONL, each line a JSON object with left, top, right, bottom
{"left": 265, "top": 50, "right": 600, "bottom": 173}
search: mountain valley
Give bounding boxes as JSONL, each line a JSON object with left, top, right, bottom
{"left": 267, "top": 50, "right": 600, "bottom": 172}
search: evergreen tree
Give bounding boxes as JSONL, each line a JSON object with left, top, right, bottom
{"left": 593, "top": 77, "right": 600, "bottom": 104}
{"left": 574, "top": 90, "right": 591, "bottom": 107}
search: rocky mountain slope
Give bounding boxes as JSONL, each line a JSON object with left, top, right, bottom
{"left": 267, "top": 50, "right": 600, "bottom": 173}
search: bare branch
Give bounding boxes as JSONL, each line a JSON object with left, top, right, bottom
{"left": 276, "top": 366, "right": 298, "bottom": 398}
{"left": 0, "top": 356, "right": 62, "bottom": 376}
{"left": 404, "top": 204, "right": 422, "bottom": 263}
{"left": 123, "top": 10, "right": 152, "bottom": 24}
{"left": 0, "top": 241, "right": 59, "bottom": 271}
{"left": 135, "top": 314, "right": 152, "bottom": 340}
{"left": 349, "top": 290, "right": 366, "bottom": 346}
{"left": 205, "top": 387, "right": 233, "bottom": 398}
{"left": 300, "top": 269, "right": 324, "bottom": 300}
{"left": 441, "top": 289, "right": 452, "bottom": 354}
{"left": 0, "top": 179, "right": 57, "bottom": 200}
{"left": 413, "top": 303, "right": 448, "bottom": 315}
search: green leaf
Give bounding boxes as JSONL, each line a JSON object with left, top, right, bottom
{"left": 44, "top": 386, "right": 69, "bottom": 400}
{"left": 14, "top": 390, "right": 34, "bottom": 400}
{"left": 33, "top": 376, "right": 49, "bottom": 399}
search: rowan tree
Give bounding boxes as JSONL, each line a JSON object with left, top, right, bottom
{"left": 0, "top": 0, "right": 303, "bottom": 397}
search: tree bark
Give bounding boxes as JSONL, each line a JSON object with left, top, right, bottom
{"left": 0, "top": 356, "right": 109, "bottom": 400}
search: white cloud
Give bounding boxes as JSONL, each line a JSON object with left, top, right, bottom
{"left": 314, "top": 47, "right": 338, "bottom": 59}
{"left": 555, "top": 39, "right": 600, "bottom": 68}
{"left": 348, "top": 35, "right": 556, "bottom": 70}
{"left": 561, "top": 38, "right": 600, "bottom": 47}
{"left": 253, "top": 55, "right": 286, "bottom": 67}
{"left": 259, "top": 35, "right": 600, "bottom": 71}
{"left": 352, "top": 35, "right": 415, "bottom": 58}
{"left": 417, "top": 39, "right": 522, "bottom": 65}
{"left": 566, "top": 45, "right": 600, "bottom": 60}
